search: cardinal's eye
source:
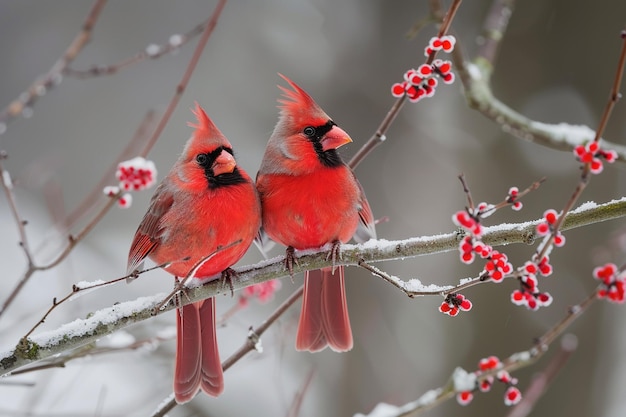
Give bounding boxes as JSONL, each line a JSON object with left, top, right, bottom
{"left": 303, "top": 126, "right": 316, "bottom": 138}
{"left": 196, "top": 154, "right": 208, "bottom": 165}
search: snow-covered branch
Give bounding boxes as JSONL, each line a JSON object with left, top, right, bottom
{"left": 453, "top": 18, "right": 626, "bottom": 162}
{"left": 1, "top": 197, "right": 625, "bottom": 375}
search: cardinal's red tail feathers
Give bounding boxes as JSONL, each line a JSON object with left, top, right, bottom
{"left": 199, "top": 298, "right": 224, "bottom": 396}
{"left": 174, "top": 299, "right": 224, "bottom": 403}
{"left": 174, "top": 303, "right": 202, "bottom": 403}
{"left": 296, "top": 267, "right": 353, "bottom": 352}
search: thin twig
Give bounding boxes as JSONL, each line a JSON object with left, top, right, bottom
{"left": 348, "top": 0, "right": 463, "bottom": 170}
{"left": 454, "top": 11, "right": 626, "bottom": 162}
{"left": 476, "top": 0, "right": 516, "bottom": 70}
{"left": 152, "top": 238, "right": 242, "bottom": 314}
{"left": 21, "top": 261, "right": 166, "bottom": 340}
{"left": 457, "top": 173, "right": 475, "bottom": 212}
{"left": 358, "top": 259, "right": 486, "bottom": 297}
{"left": 286, "top": 368, "right": 316, "bottom": 417}
{"left": 62, "top": 110, "right": 156, "bottom": 233}
{"left": 506, "top": 334, "right": 578, "bottom": 417}
{"left": 38, "top": 193, "right": 122, "bottom": 270}
{"left": 536, "top": 31, "right": 626, "bottom": 262}
{"left": 356, "top": 290, "right": 596, "bottom": 417}
{"left": 0, "top": 0, "right": 108, "bottom": 127}
{"left": 0, "top": 192, "right": 120, "bottom": 318}
{"left": 590, "top": 29, "right": 626, "bottom": 145}
{"left": 139, "top": 0, "right": 228, "bottom": 158}
{"left": 65, "top": 21, "right": 208, "bottom": 78}
{"left": 0, "top": 154, "right": 33, "bottom": 265}
{"left": 0, "top": 0, "right": 228, "bottom": 319}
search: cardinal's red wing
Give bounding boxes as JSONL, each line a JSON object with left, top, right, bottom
{"left": 126, "top": 182, "right": 174, "bottom": 274}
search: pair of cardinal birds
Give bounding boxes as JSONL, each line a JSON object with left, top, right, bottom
{"left": 126, "top": 75, "right": 376, "bottom": 403}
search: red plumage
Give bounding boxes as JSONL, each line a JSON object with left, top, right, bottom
{"left": 256, "top": 75, "right": 375, "bottom": 352}
{"left": 127, "top": 103, "right": 261, "bottom": 402}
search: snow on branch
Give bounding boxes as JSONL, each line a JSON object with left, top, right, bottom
{"left": 460, "top": 60, "right": 626, "bottom": 161}
{"left": 1, "top": 197, "right": 625, "bottom": 375}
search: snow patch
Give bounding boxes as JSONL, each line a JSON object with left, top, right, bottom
{"left": 529, "top": 121, "right": 596, "bottom": 147}
{"left": 30, "top": 294, "right": 164, "bottom": 348}
{"left": 452, "top": 367, "right": 476, "bottom": 392}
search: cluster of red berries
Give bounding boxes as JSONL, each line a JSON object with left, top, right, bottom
{"left": 593, "top": 263, "right": 626, "bottom": 303}
{"left": 116, "top": 156, "right": 157, "bottom": 191}
{"left": 424, "top": 35, "right": 456, "bottom": 55}
{"left": 452, "top": 184, "right": 563, "bottom": 312}
{"left": 453, "top": 207, "right": 514, "bottom": 283}
{"left": 484, "top": 250, "right": 514, "bottom": 282}
{"left": 536, "top": 209, "right": 566, "bottom": 247}
{"left": 102, "top": 185, "right": 132, "bottom": 209}
{"left": 453, "top": 210, "right": 483, "bottom": 240}
{"left": 574, "top": 141, "right": 617, "bottom": 174}
{"left": 439, "top": 293, "right": 473, "bottom": 317}
{"left": 457, "top": 356, "right": 522, "bottom": 406}
{"left": 103, "top": 156, "right": 157, "bottom": 209}
{"left": 238, "top": 280, "right": 282, "bottom": 307}
{"left": 507, "top": 186, "right": 523, "bottom": 211}
{"left": 510, "top": 258, "right": 554, "bottom": 310}
{"left": 391, "top": 36, "right": 456, "bottom": 103}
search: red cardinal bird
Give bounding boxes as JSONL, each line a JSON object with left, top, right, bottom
{"left": 127, "top": 103, "right": 261, "bottom": 403}
{"left": 256, "top": 75, "right": 376, "bottom": 352}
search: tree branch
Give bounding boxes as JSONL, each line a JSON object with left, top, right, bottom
{"left": 355, "top": 290, "right": 595, "bottom": 417}
{"left": 452, "top": 2, "right": 626, "bottom": 163}
{"left": 348, "top": 0, "right": 463, "bottom": 169}
{"left": 1, "top": 197, "right": 624, "bottom": 375}
{"left": 0, "top": 0, "right": 228, "bottom": 319}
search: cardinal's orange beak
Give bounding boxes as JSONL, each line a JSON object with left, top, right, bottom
{"left": 212, "top": 149, "right": 237, "bottom": 175}
{"left": 321, "top": 125, "right": 353, "bottom": 151}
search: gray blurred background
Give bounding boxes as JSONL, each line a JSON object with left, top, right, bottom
{"left": 1, "top": 1, "right": 626, "bottom": 416}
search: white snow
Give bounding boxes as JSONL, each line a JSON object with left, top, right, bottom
{"left": 529, "top": 121, "right": 596, "bottom": 147}
{"left": 353, "top": 388, "right": 442, "bottom": 417}
{"left": 466, "top": 62, "right": 483, "bottom": 81}
{"left": 353, "top": 402, "right": 401, "bottom": 417}
{"left": 156, "top": 325, "right": 177, "bottom": 340}
{"left": 2, "top": 169, "right": 12, "bottom": 189}
{"left": 452, "top": 367, "right": 476, "bottom": 392}
{"left": 97, "top": 330, "right": 136, "bottom": 348}
{"left": 29, "top": 293, "right": 164, "bottom": 349}
{"left": 68, "top": 280, "right": 109, "bottom": 301}
{"left": 509, "top": 350, "right": 532, "bottom": 363}
{"left": 459, "top": 277, "right": 475, "bottom": 285}
{"left": 571, "top": 200, "right": 598, "bottom": 213}
{"left": 404, "top": 278, "right": 452, "bottom": 294}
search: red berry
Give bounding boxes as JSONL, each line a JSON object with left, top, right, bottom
{"left": 504, "top": 386, "right": 522, "bottom": 406}
{"left": 438, "top": 62, "right": 452, "bottom": 73}
{"left": 418, "top": 64, "right": 432, "bottom": 76}
{"left": 457, "top": 391, "right": 473, "bottom": 405}
{"left": 590, "top": 158, "right": 603, "bottom": 174}
{"left": 391, "top": 83, "right": 406, "bottom": 97}
{"left": 536, "top": 222, "right": 550, "bottom": 236}
{"left": 544, "top": 209, "right": 558, "bottom": 224}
